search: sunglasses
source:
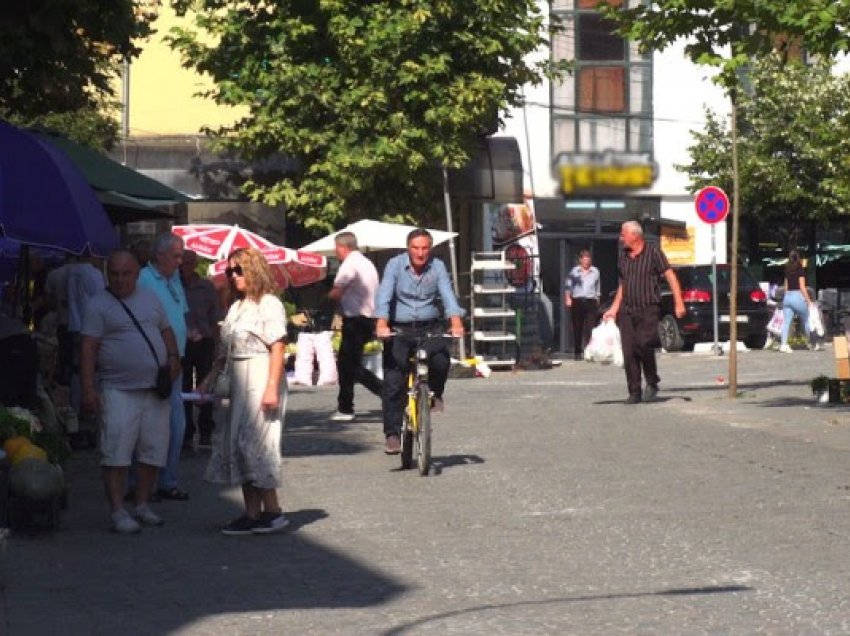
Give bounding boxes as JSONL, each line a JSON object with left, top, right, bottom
{"left": 225, "top": 265, "right": 244, "bottom": 278}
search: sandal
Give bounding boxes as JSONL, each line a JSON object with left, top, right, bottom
{"left": 156, "top": 487, "right": 189, "bottom": 501}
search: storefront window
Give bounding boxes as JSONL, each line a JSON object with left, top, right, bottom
{"left": 551, "top": 0, "right": 653, "bottom": 156}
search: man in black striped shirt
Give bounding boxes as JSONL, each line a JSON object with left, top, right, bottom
{"left": 603, "top": 221, "right": 685, "bottom": 404}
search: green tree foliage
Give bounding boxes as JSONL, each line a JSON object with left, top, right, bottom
{"left": 0, "top": 0, "right": 156, "bottom": 147}
{"left": 169, "top": 0, "right": 559, "bottom": 231}
{"left": 680, "top": 58, "right": 850, "bottom": 247}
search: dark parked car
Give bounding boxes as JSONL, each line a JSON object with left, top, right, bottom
{"left": 658, "top": 264, "right": 770, "bottom": 351}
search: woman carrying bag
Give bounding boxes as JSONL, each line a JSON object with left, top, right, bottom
{"left": 779, "top": 250, "right": 822, "bottom": 353}
{"left": 198, "top": 247, "right": 290, "bottom": 535}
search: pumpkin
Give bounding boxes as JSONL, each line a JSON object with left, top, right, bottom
{"left": 9, "top": 457, "right": 64, "bottom": 500}
{"left": 10, "top": 442, "right": 48, "bottom": 464}
{"left": 3, "top": 435, "right": 31, "bottom": 457}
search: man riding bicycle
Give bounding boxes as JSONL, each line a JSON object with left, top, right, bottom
{"left": 375, "top": 229, "right": 465, "bottom": 455}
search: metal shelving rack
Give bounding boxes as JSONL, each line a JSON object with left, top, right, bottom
{"left": 470, "top": 251, "right": 517, "bottom": 369}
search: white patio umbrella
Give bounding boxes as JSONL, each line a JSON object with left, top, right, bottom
{"left": 299, "top": 219, "right": 458, "bottom": 256}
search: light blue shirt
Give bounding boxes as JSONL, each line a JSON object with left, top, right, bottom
{"left": 564, "top": 265, "right": 600, "bottom": 300}
{"left": 138, "top": 264, "right": 189, "bottom": 355}
{"left": 375, "top": 253, "right": 465, "bottom": 323}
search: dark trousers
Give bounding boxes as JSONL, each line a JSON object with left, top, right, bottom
{"left": 182, "top": 337, "right": 215, "bottom": 441}
{"left": 381, "top": 329, "right": 449, "bottom": 436}
{"left": 571, "top": 298, "right": 598, "bottom": 358}
{"left": 617, "top": 305, "right": 661, "bottom": 397}
{"left": 337, "top": 316, "right": 383, "bottom": 414}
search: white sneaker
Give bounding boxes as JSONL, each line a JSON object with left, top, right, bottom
{"left": 330, "top": 411, "right": 355, "bottom": 422}
{"left": 431, "top": 397, "right": 445, "bottom": 413}
{"left": 111, "top": 508, "right": 141, "bottom": 534}
{"left": 763, "top": 336, "right": 775, "bottom": 350}
{"left": 779, "top": 344, "right": 793, "bottom": 353}
{"left": 133, "top": 504, "right": 164, "bottom": 526}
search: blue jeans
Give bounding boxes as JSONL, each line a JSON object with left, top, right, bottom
{"left": 780, "top": 291, "right": 810, "bottom": 345}
{"left": 158, "top": 373, "right": 186, "bottom": 490}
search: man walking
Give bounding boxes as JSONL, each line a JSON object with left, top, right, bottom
{"left": 80, "top": 249, "right": 180, "bottom": 533}
{"left": 138, "top": 232, "right": 190, "bottom": 500}
{"left": 328, "top": 232, "right": 383, "bottom": 422}
{"left": 603, "top": 221, "right": 685, "bottom": 404}
{"left": 375, "top": 229, "right": 465, "bottom": 454}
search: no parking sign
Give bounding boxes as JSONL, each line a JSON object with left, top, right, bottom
{"left": 694, "top": 186, "right": 730, "bottom": 224}
{"left": 694, "top": 185, "right": 729, "bottom": 355}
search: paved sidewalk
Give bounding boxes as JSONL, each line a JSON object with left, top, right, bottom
{"left": 1, "top": 346, "right": 848, "bottom": 634}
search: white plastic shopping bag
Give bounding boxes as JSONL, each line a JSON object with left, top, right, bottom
{"left": 584, "top": 319, "right": 623, "bottom": 367}
{"left": 766, "top": 307, "right": 783, "bottom": 336}
{"left": 807, "top": 303, "right": 825, "bottom": 337}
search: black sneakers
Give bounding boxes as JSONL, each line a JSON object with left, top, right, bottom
{"left": 221, "top": 515, "right": 260, "bottom": 536}
{"left": 221, "top": 512, "right": 291, "bottom": 536}
{"left": 644, "top": 384, "right": 659, "bottom": 401}
{"left": 252, "top": 511, "right": 291, "bottom": 535}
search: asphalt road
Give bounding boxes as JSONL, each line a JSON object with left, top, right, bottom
{"left": 2, "top": 346, "right": 849, "bottom": 635}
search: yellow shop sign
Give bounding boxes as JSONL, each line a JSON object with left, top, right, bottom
{"left": 555, "top": 151, "right": 657, "bottom": 195}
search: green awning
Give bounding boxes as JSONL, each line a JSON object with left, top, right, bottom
{"left": 95, "top": 190, "right": 180, "bottom": 223}
{"left": 30, "top": 130, "right": 191, "bottom": 204}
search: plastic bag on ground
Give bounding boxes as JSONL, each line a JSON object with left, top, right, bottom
{"left": 584, "top": 320, "right": 623, "bottom": 367}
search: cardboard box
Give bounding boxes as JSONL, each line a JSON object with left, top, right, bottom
{"left": 835, "top": 335, "right": 849, "bottom": 359}
{"left": 835, "top": 336, "right": 850, "bottom": 379}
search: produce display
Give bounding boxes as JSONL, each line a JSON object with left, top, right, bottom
{"left": 8, "top": 457, "right": 64, "bottom": 501}
{"left": 286, "top": 332, "right": 382, "bottom": 355}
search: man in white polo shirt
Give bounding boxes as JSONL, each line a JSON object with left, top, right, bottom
{"left": 80, "top": 249, "right": 180, "bottom": 534}
{"left": 328, "top": 232, "right": 382, "bottom": 421}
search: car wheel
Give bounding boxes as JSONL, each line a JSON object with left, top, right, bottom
{"left": 658, "top": 314, "right": 685, "bottom": 351}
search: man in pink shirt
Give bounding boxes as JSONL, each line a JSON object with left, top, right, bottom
{"left": 328, "top": 232, "right": 383, "bottom": 421}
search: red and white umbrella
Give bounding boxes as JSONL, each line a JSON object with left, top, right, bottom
{"left": 208, "top": 245, "right": 327, "bottom": 289}
{"left": 171, "top": 224, "right": 279, "bottom": 260}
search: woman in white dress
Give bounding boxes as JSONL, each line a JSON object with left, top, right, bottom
{"left": 199, "top": 248, "right": 289, "bottom": 535}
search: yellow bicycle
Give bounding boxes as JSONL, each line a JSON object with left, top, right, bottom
{"left": 399, "top": 333, "right": 434, "bottom": 476}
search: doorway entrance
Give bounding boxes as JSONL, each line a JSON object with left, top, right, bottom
{"left": 539, "top": 236, "right": 621, "bottom": 354}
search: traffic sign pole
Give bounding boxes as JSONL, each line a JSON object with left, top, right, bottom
{"left": 711, "top": 225, "right": 721, "bottom": 356}
{"left": 695, "top": 186, "right": 730, "bottom": 357}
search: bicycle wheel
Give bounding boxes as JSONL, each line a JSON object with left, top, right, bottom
{"left": 400, "top": 402, "right": 414, "bottom": 470}
{"left": 416, "top": 383, "right": 431, "bottom": 476}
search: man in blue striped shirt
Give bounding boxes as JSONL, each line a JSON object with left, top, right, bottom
{"left": 375, "top": 229, "right": 465, "bottom": 454}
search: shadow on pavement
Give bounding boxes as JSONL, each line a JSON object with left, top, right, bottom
{"left": 284, "top": 433, "right": 370, "bottom": 457}
{"left": 664, "top": 379, "right": 807, "bottom": 394}
{"left": 429, "top": 454, "right": 485, "bottom": 475}
{"left": 381, "top": 584, "right": 752, "bottom": 635}
{"left": 282, "top": 407, "right": 379, "bottom": 457}
{"left": 1, "top": 453, "right": 406, "bottom": 634}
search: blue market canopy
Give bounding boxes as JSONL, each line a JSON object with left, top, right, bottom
{"left": 0, "top": 121, "right": 119, "bottom": 256}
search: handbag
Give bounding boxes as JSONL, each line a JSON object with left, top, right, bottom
{"left": 108, "top": 290, "right": 173, "bottom": 400}
{"left": 212, "top": 339, "right": 233, "bottom": 398}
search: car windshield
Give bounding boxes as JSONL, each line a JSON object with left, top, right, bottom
{"left": 690, "top": 266, "right": 758, "bottom": 292}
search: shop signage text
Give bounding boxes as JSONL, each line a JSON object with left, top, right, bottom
{"left": 554, "top": 151, "right": 657, "bottom": 195}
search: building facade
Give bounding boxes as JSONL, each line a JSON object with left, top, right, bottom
{"left": 496, "top": 0, "right": 731, "bottom": 353}
{"left": 112, "top": 5, "right": 286, "bottom": 246}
